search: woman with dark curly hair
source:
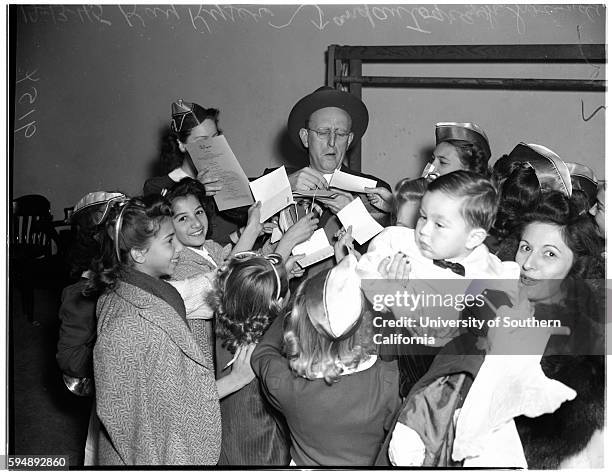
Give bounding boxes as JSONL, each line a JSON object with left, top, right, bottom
{"left": 495, "top": 190, "right": 604, "bottom": 468}
{"left": 213, "top": 252, "right": 292, "bottom": 465}
{"left": 488, "top": 142, "right": 575, "bottom": 252}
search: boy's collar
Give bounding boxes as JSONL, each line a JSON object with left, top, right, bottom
{"left": 453, "top": 243, "right": 489, "bottom": 266}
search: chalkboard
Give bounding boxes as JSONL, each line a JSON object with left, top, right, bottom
{"left": 12, "top": 4, "right": 605, "bottom": 217}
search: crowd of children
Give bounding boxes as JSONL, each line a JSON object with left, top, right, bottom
{"left": 55, "top": 99, "right": 605, "bottom": 468}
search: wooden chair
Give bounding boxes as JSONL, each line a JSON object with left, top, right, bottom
{"left": 10, "top": 194, "right": 64, "bottom": 324}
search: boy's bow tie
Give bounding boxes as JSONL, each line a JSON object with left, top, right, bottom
{"left": 433, "top": 259, "right": 466, "bottom": 276}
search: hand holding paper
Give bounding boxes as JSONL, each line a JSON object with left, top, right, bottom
{"left": 292, "top": 228, "right": 334, "bottom": 268}
{"left": 186, "top": 136, "right": 254, "bottom": 211}
{"left": 337, "top": 198, "right": 384, "bottom": 245}
{"left": 249, "top": 166, "right": 295, "bottom": 223}
{"left": 327, "top": 169, "right": 377, "bottom": 193}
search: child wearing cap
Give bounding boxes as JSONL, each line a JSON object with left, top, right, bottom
{"left": 251, "top": 255, "right": 401, "bottom": 466}
{"left": 424, "top": 122, "right": 491, "bottom": 179}
{"left": 144, "top": 99, "right": 249, "bottom": 244}
{"left": 56, "top": 191, "right": 127, "bottom": 465}
{"left": 90, "top": 195, "right": 223, "bottom": 465}
{"left": 365, "top": 122, "right": 490, "bottom": 215}
{"left": 144, "top": 100, "right": 224, "bottom": 197}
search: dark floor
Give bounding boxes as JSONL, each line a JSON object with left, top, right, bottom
{"left": 10, "top": 286, "right": 92, "bottom": 468}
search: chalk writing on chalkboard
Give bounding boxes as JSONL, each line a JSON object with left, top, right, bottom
{"left": 14, "top": 69, "right": 40, "bottom": 139}
{"left": 20, "top": 5, "right": 112, "bottom": 26}
{"left": 18, "top": 4, "right": 603, "bottom": 35}
{"left": 581, "top": 100, "right": 605, "bottom": 122}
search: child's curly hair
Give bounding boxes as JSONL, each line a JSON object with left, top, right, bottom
{"left": 213, "top": 253, "right": 288, "bottom": 353}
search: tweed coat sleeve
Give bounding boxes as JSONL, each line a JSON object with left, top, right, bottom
{"left": 94, "top": 285, "right": 221, "bottom": 465}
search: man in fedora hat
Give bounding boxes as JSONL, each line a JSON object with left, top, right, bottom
{"left": 266, "top": 86, "right": 391, "bottom": 275}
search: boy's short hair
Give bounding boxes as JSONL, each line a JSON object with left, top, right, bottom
{"left": 392, "top": 177, "right": 428, "bottom": 225}
{"left": 427, "top": 170, "right": 498, "bottom": 231}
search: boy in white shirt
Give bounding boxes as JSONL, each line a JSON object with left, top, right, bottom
{"left": 357, "top": 170, "right": 519, "bottom": 351}
{"left": 358, "top": 170, "right": 519, "bottom": 281}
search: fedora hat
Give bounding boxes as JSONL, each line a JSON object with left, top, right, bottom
{"left": 287, "top": 86, "right": 369, "bottom": 149}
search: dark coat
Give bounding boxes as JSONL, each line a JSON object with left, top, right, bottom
{"left": 56, "top": 278, "right": 96, "bottom": 378}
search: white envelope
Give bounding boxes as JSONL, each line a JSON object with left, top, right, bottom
{"left": 249, "top": 166, "right": 295, "bottom": 223}
{"left": 292, "top": 228, "right": 334, "bottom": 268}
{"left": 337, "top": 198, "right": 384, "bottom": 245}
{"left": 328, "top": 169, "right": 377, "bottom": 193}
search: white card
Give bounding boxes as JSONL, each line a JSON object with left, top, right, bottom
{"left": 328, "top": 169, "right": 377, "bottom": 193}
{"left": 249, "top": 166, "right": 295, "bottom": 223}
{"left": 337, "top": 198, "right": 384, "bottom": 245}
{"left": 292, "top": 228, "right": 334, "bottom": 268}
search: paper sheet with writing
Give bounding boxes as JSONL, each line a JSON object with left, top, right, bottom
{"left": 185, "top": 136, "right": 254, "bottom": 211}
{"left": 292, "top": 228, "right": 334, "bottom": 268}
{"left": 328, "top": 170, "right": 377, "bottom": 193}
{"left": 249, "top": 166, "right": 295, "bottom": 223}
{"left": 337, "top": 198, "right": 384, "bottom": 245}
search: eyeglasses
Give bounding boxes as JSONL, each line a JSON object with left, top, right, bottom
{"left": 307, "top": 128, "right": 351, "bottom": 142}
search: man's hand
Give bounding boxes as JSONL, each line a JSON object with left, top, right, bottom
{"left": 364, "top": 186, "right": 393, "bottom": 213}
{"left": 197, "top": 169, "right": 223, "bottom": 197}
{"left": 288, "top": 166, "right": 328, "bottom": 191}
{"left": 318, "top": 189, "right": 354, "bottom": 215}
